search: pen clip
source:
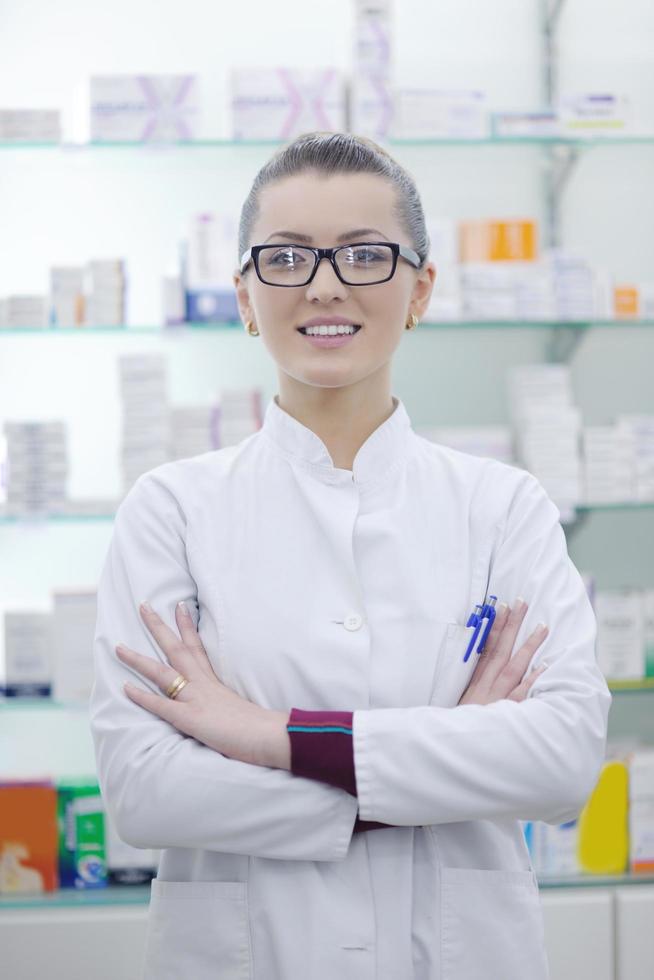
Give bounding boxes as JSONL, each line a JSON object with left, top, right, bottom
{"left": 463, "top": 604, "right": 484, "bottom": 662}
{"left": 476, "top": 595, "right": 498, "bottom": 655}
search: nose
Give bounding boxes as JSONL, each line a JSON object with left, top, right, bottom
{"left": 305, "top": 255, "right": 349, "bottom": 302}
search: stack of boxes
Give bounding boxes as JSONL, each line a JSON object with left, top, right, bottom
{"left": 0, "top": 109, "right": 60, "bottom": 142}
{"left": 212, "top": 389, "right": 263, "bottom": 448}
{"left": 118, "top": 353, "right": 170, "bottom": 494}
{"left": 85, "top": 259, "right": 127, "bottom": 328}
{"left": 595, "top": 589, "right": 654, "bottom": 683}
{"left": 49, "top": 267, "right": 86, "bottom": 327}
{"left": 349, "top": 0, "right": 393, "bottom": 141}
{"left": 507, "top": 364, "right": 582, "bottom": 517}
{"left": 1, "top": 421, "right": 68, "bottom": 516}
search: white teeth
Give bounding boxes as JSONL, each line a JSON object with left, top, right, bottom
{"left": 304, "top": 324, "right": 359, "bottom": 336}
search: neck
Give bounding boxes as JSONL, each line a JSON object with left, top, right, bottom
{"left": 275, "top": 371, "right": 395, "bottom": 471}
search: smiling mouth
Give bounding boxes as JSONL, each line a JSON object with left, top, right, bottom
{"left": 297, "top": 325, "right": 362, "bottom": 335}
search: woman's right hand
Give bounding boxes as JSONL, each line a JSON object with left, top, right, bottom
{"left": 458, "top": 598, "right": 550, "bottom": 706}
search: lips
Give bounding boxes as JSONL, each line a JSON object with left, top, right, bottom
{"left": 297, "top": 324, "right": 362, "bottom": 334}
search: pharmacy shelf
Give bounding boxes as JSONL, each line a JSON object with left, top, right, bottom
{"left": 2, "top": 678, "right": 653, "bottom": 711}
{"left": 0, "top": 884, "right": 151, "bottom": 909}
{"left": 1, "top": 136, "right": 654, "bottom": 151}
{"left": 2, "top": 501, "right": 654, "bottom": 526}
{"left": 1, "top": 319, "right": 654, "bottom": 335}
{"left": 2, "top": 870, "right": 654, "bottom": 910}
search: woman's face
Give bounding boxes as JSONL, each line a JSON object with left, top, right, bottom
{"left": 233, "top": 171, "right": 436, "bottom": 392}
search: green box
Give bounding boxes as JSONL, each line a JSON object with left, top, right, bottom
{"left": 56, "top": 778, "right": 107, "bottom": 889}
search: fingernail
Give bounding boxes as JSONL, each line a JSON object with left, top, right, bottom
{"left": 140, "top": 600, "right": 152, "bottom": 613}
{"left": 177, "top": 600, "right": 189, "bottom": 615}
{"left": 535, "top": 622, "right": 548, "bottom": 634}
{"left": 498, "top": 601, "right": 508, "bottom": 613}
{"left": 539, "top": 661, "right": 549, "bottom": 670}
{"left": 515, "top": 596, "right": 526, "bottom": 609}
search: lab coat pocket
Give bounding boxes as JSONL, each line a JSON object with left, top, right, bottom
{"left": 142, "top": 879, "right": 252, "bottom": 980}
{"left": 429, "top": 623, "right": 483, "bottom": 708}
{"left": 441, "top": 866, "right": 549, "bottom": 980}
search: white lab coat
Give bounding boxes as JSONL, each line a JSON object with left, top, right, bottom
{"left": 89, "top": 393, "right": 612, "bottom": 980}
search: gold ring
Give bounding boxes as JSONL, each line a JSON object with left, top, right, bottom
{"left": 166, "top": 674, "right": 189, "bottom": 699}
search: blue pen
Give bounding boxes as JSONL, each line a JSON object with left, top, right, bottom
{"left": 463, "top": 604, "right": 484, "bottom": 662}
{"left": 476, "top": 595, "right": 498, "bottom": 655}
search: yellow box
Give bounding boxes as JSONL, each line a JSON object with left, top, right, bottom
{"left": 614, "top": 285, "right": 639, "bottom": 319}
{"left": 459, "top": 219, "right": 537, "bottom": 262}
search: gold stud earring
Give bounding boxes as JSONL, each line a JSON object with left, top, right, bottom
{"left": 405, "top": 313, "right": 419, "bottom": 331}
{"left": 244, "top": 319, "right": 259, "bottom": 336}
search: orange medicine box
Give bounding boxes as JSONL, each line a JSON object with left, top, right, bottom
{"left": 459, "top": 219, "right": 537, "bottom": 262}
{"left": 0, "top": 780, "right": 59, "bottom": 893}
{"left": 614, "top": 285, "right": 640, "bottom": 319}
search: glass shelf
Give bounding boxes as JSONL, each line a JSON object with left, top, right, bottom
{"left": 2, "top": 871, "right": 654, "bottom": 909}
{"left": 0, "top": 883, "right": 151, "bottom": 909}
{"left": 1, "top": 319, "right": 653, "bottom": 335}
{"left": 1, "top": 135, "right": 654, "bottom": 151}
{"left": 1, "top": 500, "right": 654, "bottom": 526}
{"left": 2, "top": 677, "right": 653, "bottom": 712}
{"left": 537, "top": 871, "right": 654, "bottom": 890}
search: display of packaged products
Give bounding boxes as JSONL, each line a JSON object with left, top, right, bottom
{"left": 49, "top": 267, "right": 86, "bottom": 327}
{"left": 459, "top": 219, "right": 537, "bottom": 263}
{"left": 2, "top": 420, "right": 69, "bottom": 515}
{"left": 104, "top": 808, "right": 158, "bottom": 885}
{"left": 392, "top": 89, "right": 489, "bottom": 140}
{"left": 118, "top": 353, "right": 170, "bottom": 490}
{"left": 51, "top": 590, "right": 98, "bottom": 704}
{"left": 576, "top": 760, "right": 629, "bottom": 874}
{"left": 491, "top": 110, "right": 560, "bottom": 138}
{"left": 0, "top": 295, "right": 47, "bottom": 329}
{"left": 1, "top": 611, "right": 52, "bottom": 698}
{"left": 507, "top": 364, "right": 582, "bottom": 515}
{"left": 182, "top": 213, "right": 240, "bottom": 323}
{"left": 415, "top": 425, "right": 515, "bottom": 465}
{"left": 84, "top": 258, "right": 127, "bottom": 327}
{"left": 56, "top": 779, "right": 107, "bottom": 889}
{"left": 170, "top": 405, "right": 216, "bottom": 459}
{"left": 230, "top": 68, "right": 346, "bottom": 140}
{"left": 0, "top": 109, "right": 61, "bottom": 142}
{"left": 595, "top": 590, "right": 646, "bottom": 681}
{"left": 349, "top": 0, "right": 393, "bottom": 140}
{"left": 0, "top": 781, "right": 59, "bottom": 893}
{"left": 614, "top": 285, "right": 639, "bottom": 318}
{"left": 558, "top": 93, "right": 632, "bottom": 135}
{"left": 212, "top": 388, "right": 263, "bottom": 448}
{"left": 90, "top": 75, "right": 199, "bottom": 142}
{"left": 627, "top": 747, "right": 654, "bottom": 873}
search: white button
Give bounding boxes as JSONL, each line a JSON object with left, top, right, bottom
{"left": 343, "top": 612, "right": 364, "bottom": 631}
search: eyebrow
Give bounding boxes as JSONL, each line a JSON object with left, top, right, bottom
{"left": 262, "top": 227, "right": 390, "bottom": 244}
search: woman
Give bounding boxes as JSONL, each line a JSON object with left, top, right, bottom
{"left": 89, "top": 131, "right": 612, "bottom": 980}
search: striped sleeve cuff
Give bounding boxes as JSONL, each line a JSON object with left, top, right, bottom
{"left": 287, "top": 707, "right": 357, "bottom": 796}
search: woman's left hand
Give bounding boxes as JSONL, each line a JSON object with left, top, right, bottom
{"left": 115, "top": 600, "right": 291, "bottom": 770}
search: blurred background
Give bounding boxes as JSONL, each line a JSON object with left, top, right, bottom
{"left": 0, "top": 1, "right": 653, "bottom": 977}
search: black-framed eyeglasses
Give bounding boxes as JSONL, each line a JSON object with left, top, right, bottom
{"left": 239, "top": 241, "right": 422, "bottom": 287}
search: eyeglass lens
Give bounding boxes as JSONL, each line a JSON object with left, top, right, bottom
{"left": 256, "top": 244, "right": 394, "bottom": 285}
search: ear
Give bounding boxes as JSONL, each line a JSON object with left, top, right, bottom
{"left": 410, "top": 261, "right": 437, "bottom": 321}
{"left": 233, "top": 268, "right": 254, "bottom": 326}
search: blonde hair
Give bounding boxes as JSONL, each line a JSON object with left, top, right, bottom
{"left": 237, "top": 130, "right": 430, "bottom": 270}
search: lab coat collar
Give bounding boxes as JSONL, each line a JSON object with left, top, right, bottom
{"left": 261, "top": 393, "right": 413, "bottom": 486}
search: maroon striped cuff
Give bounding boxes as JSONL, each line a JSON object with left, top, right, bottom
{"left": 286, "top": 707, "right": 392, "bottom": 834}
